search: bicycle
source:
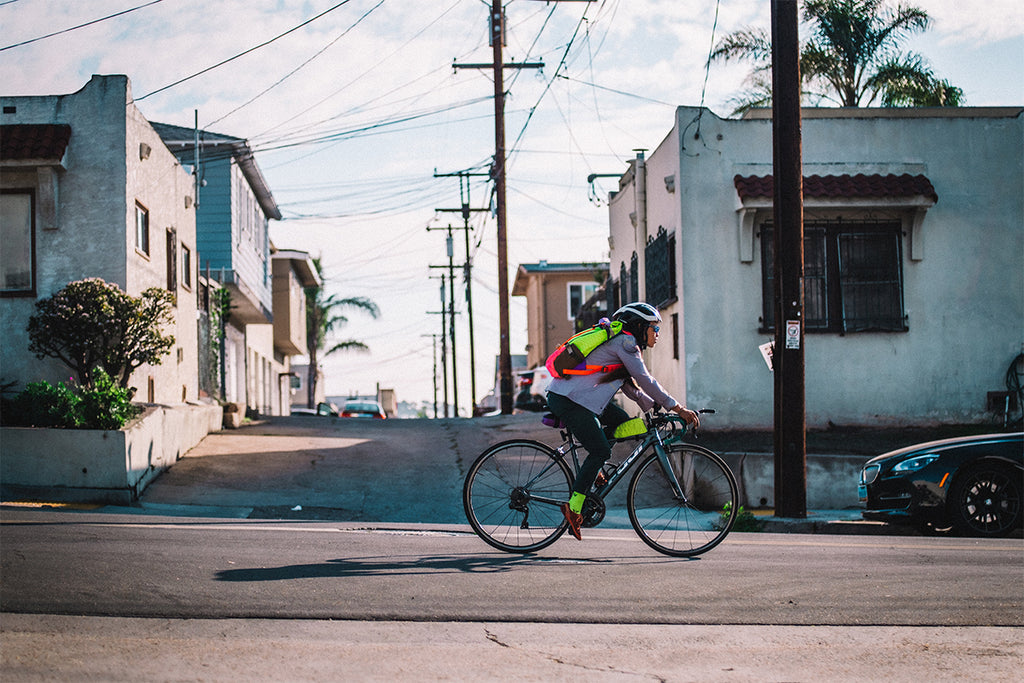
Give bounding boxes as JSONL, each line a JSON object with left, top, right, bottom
{"left": 462, "top": 409, "right": 738, "bottom": 557}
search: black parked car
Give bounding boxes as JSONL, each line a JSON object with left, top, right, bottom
{"left": 859, "top": 432, "right": 1023, "bottom": 537}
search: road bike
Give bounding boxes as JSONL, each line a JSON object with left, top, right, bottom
{"left": 463, "top": 410, "right": 738, "bottom": 557}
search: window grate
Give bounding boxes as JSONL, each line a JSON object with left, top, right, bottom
{"left": 761, "top": 219, "right": 907, "bottom": 334}
{"left": 629, "top": 252, "right": 639, "bottom": 302}
{"left": 645, "top": 226, "right": 677, "bottom": 307}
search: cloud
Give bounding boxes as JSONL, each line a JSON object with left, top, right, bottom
{"left": 922, "top": 0, "right": 1024, "bottom": 44}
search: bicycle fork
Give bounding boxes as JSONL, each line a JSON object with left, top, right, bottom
{"left": 652, "top": 432, "right": 691, "bottom": 502}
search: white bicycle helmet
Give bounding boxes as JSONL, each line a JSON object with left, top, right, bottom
{"left": 612, "top": 302, "right": 661, "bottom": 348}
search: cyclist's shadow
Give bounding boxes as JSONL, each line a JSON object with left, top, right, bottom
{"left": 214, "top": 553, "right": 580, "bottom": 582}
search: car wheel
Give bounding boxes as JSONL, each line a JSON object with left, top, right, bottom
{"left": 949, "top": 463, "right": 1022, "bottom": 538}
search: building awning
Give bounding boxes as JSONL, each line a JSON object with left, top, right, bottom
{"left": 732, "top": 173, "right": 937, "bottom": 262}
{"left": 733, "top": 173, "right": 938, "bottom": 203}
{"left": 0, "top": 124, "right": 72, "bottom": 164}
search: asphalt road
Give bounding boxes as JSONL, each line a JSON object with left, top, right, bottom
{"left": 2, "top": 508, "right": 1022, "bottom": 681}
{"left": 3, "top": 415, "right": 1022, "bottom": 680}
{"left": 3, "top": 509, "right": 1022, "bottom": 625}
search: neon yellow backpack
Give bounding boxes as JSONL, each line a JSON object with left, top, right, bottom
{"left": 545, "top": 318, "right": 625, "bottom": 379}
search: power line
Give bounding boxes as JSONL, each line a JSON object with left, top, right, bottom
{"left": 506, "top": 7, "right": 592, "bottom": 170}
{"left": 1, "top": 0, "right": 164, "bottom": 52}
{"left": 205, "top": 0, "right": 386, "bottom": 128}
{"left": 251, "top": 0, "right": 465, "bottom": 139}
{"left": 133, "top": 0, "right": 356, "bottom": 102}
{"left": 172, "top": 95, "right": 497, "bottom": 171}
{"left": 554, "top": 74, "right": 677, "bottom": 106}
{"left": 695, "top": 0, "right": 723, "bottom": 138}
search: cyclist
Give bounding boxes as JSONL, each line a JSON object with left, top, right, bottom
{"left": 545, "top": 301, "right": 700, "bottom": 540}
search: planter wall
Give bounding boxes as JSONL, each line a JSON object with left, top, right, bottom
{"left": 1, "top": 403, "right": 222, "bottom": 505}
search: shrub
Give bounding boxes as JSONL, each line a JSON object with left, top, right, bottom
{"left": 3, "top": 379, "right": 83, "bottom": 428}
{"left": 78, "top": 370, "right": 140, "bottom": 430}
{"left": 26, "top": 278, "right": 175, "bottom": 390}
{"left": 717, "top": 502, "right": 765, "bottom": 532}
{"left": 0, "top": 369, "right": 140, "bottom": 430}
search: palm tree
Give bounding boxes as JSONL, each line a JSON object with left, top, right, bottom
{"left": 710, "top": 0, "right": 963, "bottom": 115}
{"left": 304, "top": 259, "right": 380, "bottom": 408}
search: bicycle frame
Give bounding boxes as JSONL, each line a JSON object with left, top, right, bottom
{"left": 463, "top": 408, "right": 736, "bottom": 556}
{"left": 523, "top": 414, "right": 691, "bottom": 509}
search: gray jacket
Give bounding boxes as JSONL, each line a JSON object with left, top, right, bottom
{"left": 546, "top": 331, "right": 679, "bottom": 415}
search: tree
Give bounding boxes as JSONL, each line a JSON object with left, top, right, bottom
{"left": 710, "top": 0, "right": 964, "bottom": 115}
{"left": 27, "top": 278, "right": 176, "bottom": 391}
{"left": 304, "top": 260, "right": 380, "bottom": 408}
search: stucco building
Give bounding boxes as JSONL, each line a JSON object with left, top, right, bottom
{"left": 603, "top": 106, "right": 1023, "bottom": 428}
{"left": 512, "top": 261, "right": 609, "bottom": 370}
{"left": 1, "top": 75, "right": 199, "bottom": 404}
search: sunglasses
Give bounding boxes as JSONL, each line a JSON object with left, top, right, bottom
{"left": 650, "top": 325, "right": 660, "bottom": 334}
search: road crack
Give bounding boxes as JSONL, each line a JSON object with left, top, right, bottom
{"left": 482, "top": 628, "right": 666, "bottom": 681}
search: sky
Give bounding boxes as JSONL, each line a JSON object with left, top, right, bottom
{"left": 3, "top": 0, "right": 1022, "bottom": 412}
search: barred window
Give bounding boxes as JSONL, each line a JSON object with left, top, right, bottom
{"left": 761, "top": 219, "right": 907, "bottom": 333}
{"left": 644, "top": 226, "right": 676, "bottom": 307}
{"left": 182, "top": 244, "right": 193, "bottom": 290}
{"left": 619, "top": 262, "right": 629, "bottom": 305}
{"left": 604, "top": 275, "right": 619, "bottom": 314}
{"left": 575, "top": 285, "right": 609, "bottom": 331}
{"left": 629, "top": 252, "right": 639, "bottom": 302}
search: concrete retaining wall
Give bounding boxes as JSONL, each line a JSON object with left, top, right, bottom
{"left": 1, "top": 403, "right": 222, "bottom": 504}
{"left": 720, "top": 452, "right": 864, "bottom": 510}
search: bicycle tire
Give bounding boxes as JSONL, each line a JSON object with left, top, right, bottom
{"left": 626, "top": 443, "right": 738, "bottom": 557}
{"left": 463, "top": 439, "right": 573, "bottom": 553}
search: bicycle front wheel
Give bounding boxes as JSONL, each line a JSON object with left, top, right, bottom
{"left": 627, "top": 443, "right": 738, "bottom": 557}
{"left": 463, "top": 439, "right": 573, "bottom": 553}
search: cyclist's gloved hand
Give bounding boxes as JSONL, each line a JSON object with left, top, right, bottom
{"left": 671, "top": 404, "right": 700, "bottom": 428}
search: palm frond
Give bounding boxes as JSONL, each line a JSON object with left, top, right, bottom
{"left": 710, "top": 0, "right": 959, "bottom": 110}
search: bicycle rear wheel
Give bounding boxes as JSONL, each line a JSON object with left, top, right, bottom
{"left": 463, "top": 439, "right": 573, "bottom": 553}
{"left": 627, "top": 443, "right": 738, "bottom": 557}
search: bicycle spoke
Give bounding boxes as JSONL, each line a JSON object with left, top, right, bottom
{"left": 627, "top": 445, "right": 738, "bottom": 557}
{"left": 463, "top": 440, "right": 573, "bottom": 553}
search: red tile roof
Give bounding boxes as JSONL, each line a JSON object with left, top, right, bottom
{"left": 734, "top": 173, "right": 937, "bottom": 203}
{"left": 0, "top": 124, "right": 72, "bottom": 161}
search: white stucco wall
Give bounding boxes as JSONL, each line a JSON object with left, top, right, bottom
{"left": 125, "top": 84, "right": 199, "bottom": 404}
{"left": 0, "top": 75, "right": 198, "bottom": 404}
{"left": 609, "top": 106, "right": 1023, "bottom": 428}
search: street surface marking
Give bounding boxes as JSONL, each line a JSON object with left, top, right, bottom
{"left": 13, "top": 520, "right": 1017, "bottom": 553}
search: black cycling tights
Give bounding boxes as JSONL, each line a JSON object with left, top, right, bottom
{"left": 546, "top": 392, "right": 629, "bottom": 495}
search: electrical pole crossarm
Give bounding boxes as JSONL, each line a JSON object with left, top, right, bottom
{"left": 433, "top": 171, "right": 491, "bottom": 178}
{"left": 454, "top": 61, "right": 545, "bottom": 70}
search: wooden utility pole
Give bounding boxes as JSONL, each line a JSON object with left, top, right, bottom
{"left": 420, "top": 334, "right": 440, "bottom": 418}
{"left": 458, "top": 2, "right": 601, "bottom": 413}
{"left": 428, "top": 276, "right": 450, "bottom": 418}
{"left": 428, "top": 229, "right": 460, "bottom": 416}
{"left": 771, "top": 0, "right": 807, "bottom": 518}
{"left": 489, "top": 1, "right": 513, "bottom": 414}
{"left": 434, "top": 169, "right": 490, "bottom": 414}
